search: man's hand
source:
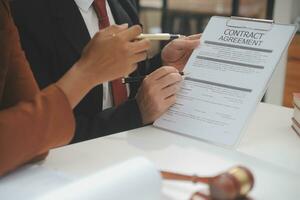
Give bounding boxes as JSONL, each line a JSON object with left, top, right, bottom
{"left": 162, "top": 34, "right": 201, "bottom": 71}
{"left": 136, "top": 66, "right": 183, "bottom": 125}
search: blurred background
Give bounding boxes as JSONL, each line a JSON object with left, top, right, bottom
{"left": 136, "top": 0, "right": 300, "bottom": 107}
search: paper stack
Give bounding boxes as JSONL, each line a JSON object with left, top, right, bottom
{"left": 292, "top": 93, "right": 300, "bottom": 137}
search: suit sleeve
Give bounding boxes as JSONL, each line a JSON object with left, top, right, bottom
{"left": 72, "top": 99, "right": 143, "bottom": 143}
{"left": 147, "top": 53, "right": 162, "bottom": 74}
{"left": 10, "top": 0, "right": 54, "bottom": 89}
{"left": 0, "top": 3, "right": 75, "bottom": 176}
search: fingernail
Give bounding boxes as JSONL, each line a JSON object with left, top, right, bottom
{"left": 119, "top": 23, "right": 129, "bottom": 28}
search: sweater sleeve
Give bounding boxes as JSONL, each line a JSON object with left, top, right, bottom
{"left": 0, "top": 86, "right": 75, "bottom": 176}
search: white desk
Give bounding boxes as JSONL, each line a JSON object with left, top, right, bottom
{"left": 1, "top": 103, "right": 300, "bottom": 199}
{"left": 238, "top": 103, "right": 300, "bottom": 174}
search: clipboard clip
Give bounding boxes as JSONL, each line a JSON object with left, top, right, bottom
{"left": 226, "top": 16, "right": 274, "bottom": 31}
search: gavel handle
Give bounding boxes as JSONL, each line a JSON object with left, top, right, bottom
{"left": 160, "top": 171, "right": 212, "bottom": 184}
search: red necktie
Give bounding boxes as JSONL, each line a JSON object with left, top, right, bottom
{"left": 93, "top": 0, "right": 128, "bottom": 106}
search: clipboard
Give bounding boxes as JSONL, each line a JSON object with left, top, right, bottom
{"left": 154, "top": 16, "right": 298, "bottom": 148}
{"left": 226, "top": 16, "right": 274, "bottom": 31}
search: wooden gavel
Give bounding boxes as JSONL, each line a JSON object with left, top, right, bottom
{"left": 161, "top": 166, "right": 254, "bottom": 200}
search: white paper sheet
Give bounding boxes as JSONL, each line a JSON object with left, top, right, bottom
{"left": 0, "top": 165, "right": 74, "bottom": 200}
{"left": 155, "top": 16, "right": 297, "bottom": 147}
{"left": 40, "top": 157, "right": 162, "bottom": 200}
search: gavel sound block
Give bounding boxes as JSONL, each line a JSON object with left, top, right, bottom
{"left": 161, "top": 166, "right": 254, "bottom": 200}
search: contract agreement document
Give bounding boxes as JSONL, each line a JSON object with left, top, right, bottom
{"left": 154, "top": 16, "right": 297, "bottom": 147}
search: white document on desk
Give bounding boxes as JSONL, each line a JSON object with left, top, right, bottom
{"left": 154, "top": 16, "right": 297, "bottom": 147}
{"left": 40, "top": 157, "right": 162, "bottom": 200}
{"left": 0, "top": 165, "right": 74, "bottom": 200}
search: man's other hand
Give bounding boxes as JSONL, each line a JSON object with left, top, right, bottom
{"left": 162, "top": 34, "right": 201, "bottom": 71}
{"left": 136, "top": 66, "right": 183, "bottom": 125}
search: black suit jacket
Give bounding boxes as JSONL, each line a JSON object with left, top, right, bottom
{"left": 11, "top": 0, "right": 161, "bottom": 143}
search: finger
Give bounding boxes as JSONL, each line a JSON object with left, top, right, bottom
{"left": 162, "top": 83, "right": 181, "bottom": 99}
{"left": 186, "top": 33, "right": 202, "bottom": 40}
{"left": 128, "top": 39, "right": 151, "bottom": 54}
{"left": 129, "top": 51, "right": 148, "bottom": 64}
{"left": 147, "top": 66, "right": 179, "bottom": 81}
{"left": 164, "top": 94, "right": 177, "bottom": 107}
{"left": 129, "top": 64, "right": 138, "bottom": 74}
{"left": 100, "top": 24, "right": 129, "bottom": 37}
{"left": 171, "top": 39, "right": 200, "bottom": 51}
{"left": 157, "top": 72, "right": 183, "bottom": 89}
{"left": 123, "top": 63, "right": 138, "bottom": 77}
{"left": 119, "top": 25, "right": 142, "bottom": 41}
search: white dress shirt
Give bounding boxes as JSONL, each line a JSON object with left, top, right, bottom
{"left": 74, "top": 0, "right": 116, "bottom": 110}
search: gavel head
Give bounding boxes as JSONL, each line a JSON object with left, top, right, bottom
{"left": 209, "top": 166, "right": 254, "bottom": 200}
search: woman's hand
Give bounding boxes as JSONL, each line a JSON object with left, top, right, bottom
{"left": 56, "top": 24, "right": 150, "bottom": 108}
{"left": 76, "top": 24, "right": 150, "bottom": 86}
